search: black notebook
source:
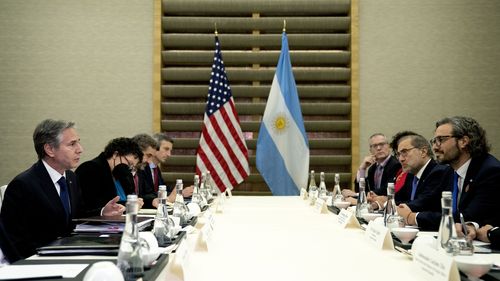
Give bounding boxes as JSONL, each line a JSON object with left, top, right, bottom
{"left": 37, "top": 234, "right": 121, "bottom": 256}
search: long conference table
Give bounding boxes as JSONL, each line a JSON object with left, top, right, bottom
{"left": 156, "top": 196, "right": 499, "bottom": 281}
{"left": 21, "top": 196, "right": 500, "bottom": 280}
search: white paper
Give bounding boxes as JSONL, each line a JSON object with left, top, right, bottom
{"left": 364, "top": 221, "right": 393, "bottom": 250}
{"left": 0, "top": 264, "right": 88, "bottom": 279}
{"left": 413, "top": 245, "right": 458, "bottom": 281}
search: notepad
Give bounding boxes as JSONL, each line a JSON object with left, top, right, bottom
{"left": 73, "top": 215, "right": 153, "bottom": 233}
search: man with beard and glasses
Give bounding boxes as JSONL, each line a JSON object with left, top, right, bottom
{"left": 430, "top": 116, "right": 500, "bottom": 239}
{"left": 394, "top": 133, "right": 453, "bottom": 230}
{"left": 76, "top": 137, "right": 144, "bottom": 214}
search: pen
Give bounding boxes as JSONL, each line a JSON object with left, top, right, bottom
{"left": 459, "top": 213, "right": 468, "bottom": 237}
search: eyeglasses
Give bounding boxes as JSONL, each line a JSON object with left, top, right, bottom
{"left": 120, "top": 155, "right": 138, "bottom": 173}
{"left": 430, "top": 135, "right": 457, "bottom": 146}
{"left": 369, "top": 142, "right": 388, "bottom": 149}
{"left": 396, "top": 147, "right": 417, "bottom": 158}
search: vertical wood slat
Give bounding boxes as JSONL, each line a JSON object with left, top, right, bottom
{"left": 160, "top": 0, "right": 352, "bottom": 193}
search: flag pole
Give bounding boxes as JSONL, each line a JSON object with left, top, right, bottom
{"left": 215, "top": 22, "right": 218, "bottom": 36}
{"left": 283, "top": 19, "right": 286, "bottom": 32}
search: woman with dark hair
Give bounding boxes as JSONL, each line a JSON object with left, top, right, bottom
{"left": 76, "top": 137, "right": 144, "bottom": 214}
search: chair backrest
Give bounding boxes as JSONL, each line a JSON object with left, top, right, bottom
{"left": 0, "top": 185, "right": 7, "bottom": 214}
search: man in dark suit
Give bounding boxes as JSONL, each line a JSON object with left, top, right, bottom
{"left": 148, "top": 133, "right": 193, "bottom": 199}
{"left": 0, "top": 119, "right": 125, "bottom": 262}
{"left": 432, "top": 116, "right": 500, "bottom": 236}
{"left": 343, "top": 133, "right": 401, "bottom": 206}
{"left": 394, "top": 133, "right": 454, "bottom": 230}
{"left": 132, "top": 133, "right": 162, "bottom": 208}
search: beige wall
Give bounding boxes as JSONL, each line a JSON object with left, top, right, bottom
{"left": 0, "top": 0, "right": 154, "bottom": 184}
{"left": 358, "top": 0, "right": 500, "bottom": 160}
{"left": 0, "top": 0, "right": 499, "bottom": 184}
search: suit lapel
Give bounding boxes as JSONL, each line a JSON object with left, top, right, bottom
{"left": 416, "top": 160, "right": 436, "bottom": 195}
{"left": 459, "top": 157, "right": 480, "bottom": 208}
{"left": 33, "top": 161, "right": 68, "bottom": 219}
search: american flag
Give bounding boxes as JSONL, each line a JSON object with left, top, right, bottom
{"left": 195, "top": 36, "right": 250, "bottom": 192}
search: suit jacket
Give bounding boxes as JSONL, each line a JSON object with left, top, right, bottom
{"left": 0, "top": 160, "right": 87, "bottom": 260}
{"left": 403, "top": 162, "right": 454, "bottom": 231}
{"left": 489, "top": 227, "right": 500, "bottom": 250}
{"left": 137, "top": 169, "right": 157, "bottom": 208}
{"left": 0, "top": 217, "right": 20, "bottom": 263}
{"left": 396, "top": 160, "right": 449, "bottom": 204}
{"left": 456, "top": 153, "right": 500, "bottom": 227}
{"left": 143, "top": 164, "right": 167, "bottom": 193}
{"left": 354, "top": 155, "right": 401, "bottom": 196}
{"left": 76, "top": 153, "right": 120, "bottom": 215}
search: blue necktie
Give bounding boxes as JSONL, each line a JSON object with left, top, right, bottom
{"left": 410, "top": 176, "right": 419, "bottom": 200}
{"left": 58, "top": 176, "right": 71, "bottom": 219}
{"left": 452, "top": 172, "right": 459, "bottom": 216}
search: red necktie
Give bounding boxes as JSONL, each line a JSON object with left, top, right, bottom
{"left": 153, "top": 167, "right": 159, "bottom": 192}
{"left": 133, "top": 173, "right": 139, "bottom": 194}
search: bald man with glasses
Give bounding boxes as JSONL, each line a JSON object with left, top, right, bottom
{"left": 343, "top": 133, "right": 401, "bottom": 207}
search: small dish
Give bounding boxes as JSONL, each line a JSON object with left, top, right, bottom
{"left": 361, "top": 212, "right": 383, "bottom": 222}
{"left": 391, "top": 227, "right": 419, "bottom": 244}
{"left": 333, "top": 201, "right": 351, "bottom": 209}
{"left": 454, "top": 255, "right": 492, "bottom": 280}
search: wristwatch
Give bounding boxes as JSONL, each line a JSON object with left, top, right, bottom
{"left": 487, "top": 226, "right": 499, "bottom": 240}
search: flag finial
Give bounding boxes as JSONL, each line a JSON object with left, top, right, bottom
{"left": 215, "top": 22, "right": 218, "bottom": 36}
{"left": 283, "top": 20, "right": 286, "bottom": 32}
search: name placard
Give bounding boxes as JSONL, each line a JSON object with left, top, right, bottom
{"left": 413, "top": 245, "right": 459, "bottom": 281}
{"left": 314, "top": 198, "right": 327, "bottom": 214}
{"left": 364, "top": 222, "right": 393, "bottom": 250}
{"left": 201, "top": 222, "right": 214, "bottom": 251}
{"left": 337, "top": 209, "right": 361, "bottom": 229}
{"left": 175, "top": 238, "right": 191, "bottom": 272}
{"left": 205, "top": 209, "right": 216, "bottom": 230}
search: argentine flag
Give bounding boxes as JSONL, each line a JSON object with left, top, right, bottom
{"left": 256, "top": 32, "right": 309, "bottom": 196}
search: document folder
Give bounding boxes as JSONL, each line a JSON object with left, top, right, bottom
{"left": 36, "top": 234, "right": 121, "bottom": 256}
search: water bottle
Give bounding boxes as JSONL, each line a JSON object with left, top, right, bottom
{"left": 308, "top": 170, "right": 318, "bottom": 203}
{"left": 172, "top": 179, "right": 189, "bottom": 225}
{"left": 152, "top": 185, "right": 176, "bottom": 246}
{"left": 437, "top": 191, "right": 460, "bottom": 255}
{"left": 202, "top": 173, "right": 213, "bottom": 201}
{"left": 117, "top": 195, "right": 144, "bottom": 280}
{"left": 318, "top": 172, "right": 328, "bottom": 199}
{"left": 206, "top": 171, "right": 219, "bottom": 197}
{"left": 384, "top": 183, "right": 404, "bottom": 229}
{"left": 191, "top": 174, "right": 206, "bottom": 208}
{"left": 355, "top": 178, "right": 369, "bottom": 219}
{"left": 332, "top": 173, "right": 343, "bottom": 203}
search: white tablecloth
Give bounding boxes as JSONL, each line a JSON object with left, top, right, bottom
{"left": 160, "top": 196, "right": 437, "bottom": 281}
